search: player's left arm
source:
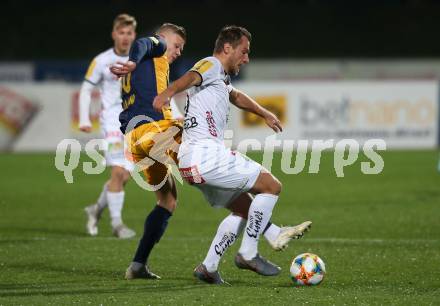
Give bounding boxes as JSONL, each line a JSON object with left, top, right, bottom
{"left": 229, "top": 88, "right": 282, "bottom": 133}
{"left": 110, "top": 36, "right": 165, "bottom": 77}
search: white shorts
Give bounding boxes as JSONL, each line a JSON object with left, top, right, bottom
{"left": 101, "top": 126, "right": 134, "bottom": 172}
{"left": 178, "top": 140, "right": 262, "bottom": 208}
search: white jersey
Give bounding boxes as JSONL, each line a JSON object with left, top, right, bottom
{"left": 182, "top": 56, "right": 233, "bottom": 145}
{"left": 83, "top": 48, "right": 128, "bottom": 128}
{"left": 178, "top": 56, "right": 263, "bottom": 208}
{"left": 79, "top": 48, "right": 134, "bottom": 171}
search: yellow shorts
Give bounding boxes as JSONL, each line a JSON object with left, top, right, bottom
{"left": 126, "top": 119, "right": 182, "bottom": 186}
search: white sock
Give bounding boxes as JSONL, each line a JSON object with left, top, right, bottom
{"left": 96, "top": 183, "right": 108, "bottom": 212}
{"left": 203, "top": 214, "right": 246, "bottom": 272}
{"left": 238, "top": 193, "right": 278, "bottom": 260}
{"left": 263, "top": 223, "right": 281, "bottom": 244}
{"left": 107, "top": 191, "right": 125, "bottom": 228}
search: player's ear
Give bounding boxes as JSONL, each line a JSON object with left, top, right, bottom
{"left": 224, "top": 43, "right": 232, "bottom": 54}
{"left": 111, "top": 30, "right": 116, "bottom": 41}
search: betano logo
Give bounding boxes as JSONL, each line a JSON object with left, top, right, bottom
{"left": 300, "top": 95, "right": 435, "bottom": 127}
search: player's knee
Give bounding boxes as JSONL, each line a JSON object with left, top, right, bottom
{"left": 111, "top": 167, "right": 126, "bottom": 186}
{"left": 258, "top": 175, "right": 281, "bottom": 195}
{"left": 276, "top": 179, "right": 282, "bottom": 194}
{"left": 260, "top": 174, "right": 282, "bottom": 195}
{"left": 267, "top": 178, "right": 282, "bottom": 195}
{"left": 122, "top": 171, "right": 131, "bottom": 185}
{"left": 159, "top": 198, "right": 177, "bottom": 213}
{"left": 169, "top": 200, "right": 177, "bottom": 212}
{"left": 252, "top": 173, "right": 282, "bottom": 195}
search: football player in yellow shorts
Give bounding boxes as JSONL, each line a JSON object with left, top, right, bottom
{"left": 110, "top": 23, "right": 186, "bottom": 279}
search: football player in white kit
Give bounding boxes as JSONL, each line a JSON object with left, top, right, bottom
{"left": 79, "top": 14, "right": 137, "bottom": 239}
{"left": 153, "top": 26, "right": 311, "bottom": 284}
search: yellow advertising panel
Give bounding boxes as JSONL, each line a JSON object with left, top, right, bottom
{"left": 241, "top": 95, "right": 287, "bottom": 127}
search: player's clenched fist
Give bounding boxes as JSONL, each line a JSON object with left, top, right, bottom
{"left": 79, "top": 126, "right": 92, "bottom": 133}
{"left": 152, "top": 94, "right": 170, "bottom": 112}
{"left": 110, "top": 60, "right": 136, "bottom": 77}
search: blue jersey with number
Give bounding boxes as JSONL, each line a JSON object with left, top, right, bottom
{"left": 119, "top": 35, "right": 173, "bottom": 134}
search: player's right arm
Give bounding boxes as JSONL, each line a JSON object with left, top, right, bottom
{"left": 79, "top": 57, "right": 102, "bottom": 132}
{"left": 152, "top": 71, "right": 201, "bottom": 112}
{"left": 152, "top": 57, "right": 217, "bottom": 111}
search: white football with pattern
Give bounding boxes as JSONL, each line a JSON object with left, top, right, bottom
{"left": 290, "top": 253, "right": 326, "bottom": 286}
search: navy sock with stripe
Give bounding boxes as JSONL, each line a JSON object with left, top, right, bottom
{"left": 133, "top": 205, "right": 172, "bottom": 265}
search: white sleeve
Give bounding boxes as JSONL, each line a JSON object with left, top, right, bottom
{"left": 170, "top": 91, "right": 186, "bottom": 119}
{"left": 190, "top": 57, "right": 219, "bottom": 87}
{"left": 78, "top": 80, "right": 94, "bottom": 127}
{"left": 84, "top": 57, "right": 103, "bottom": 85}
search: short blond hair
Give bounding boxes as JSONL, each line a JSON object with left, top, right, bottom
{"left": 113, "top": 14, "right": 137, "bottom": 31}
{"left": 156, "top": 23, "right": 186, "bottom": 41}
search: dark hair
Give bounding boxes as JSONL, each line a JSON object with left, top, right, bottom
{"left": 156, "top": 23, "right": 187, "bottom": 41}
{"left": 213, "top": 25, "right": 251, "bottom": 54}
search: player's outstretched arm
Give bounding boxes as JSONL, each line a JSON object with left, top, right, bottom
{"left": 230, "top": 88, "right": 282, "bottom": 133}
{"left": 152, "top": 71, "right": 201, "bottom": 112}
{"left": 111, "top": 37, "right": 163, "bottom": 77}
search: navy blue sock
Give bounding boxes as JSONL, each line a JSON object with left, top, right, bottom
{"left": 262, "top": 221, "right": 273, "bottom": 235}
{"left": 133, "top": 205, "right": 172, "bottom": 265}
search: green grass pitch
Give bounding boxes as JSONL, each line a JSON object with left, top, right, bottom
{"left": 0, "top": 150, "right": 439, "bottom": 305}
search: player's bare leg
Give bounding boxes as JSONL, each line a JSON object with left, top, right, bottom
{"left": 126, "top": 175, "right": 177, "bottom": 280}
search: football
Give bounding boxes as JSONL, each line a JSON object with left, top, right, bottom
{"left": 290, "top": 253, "right": 326, "bottom": 286}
